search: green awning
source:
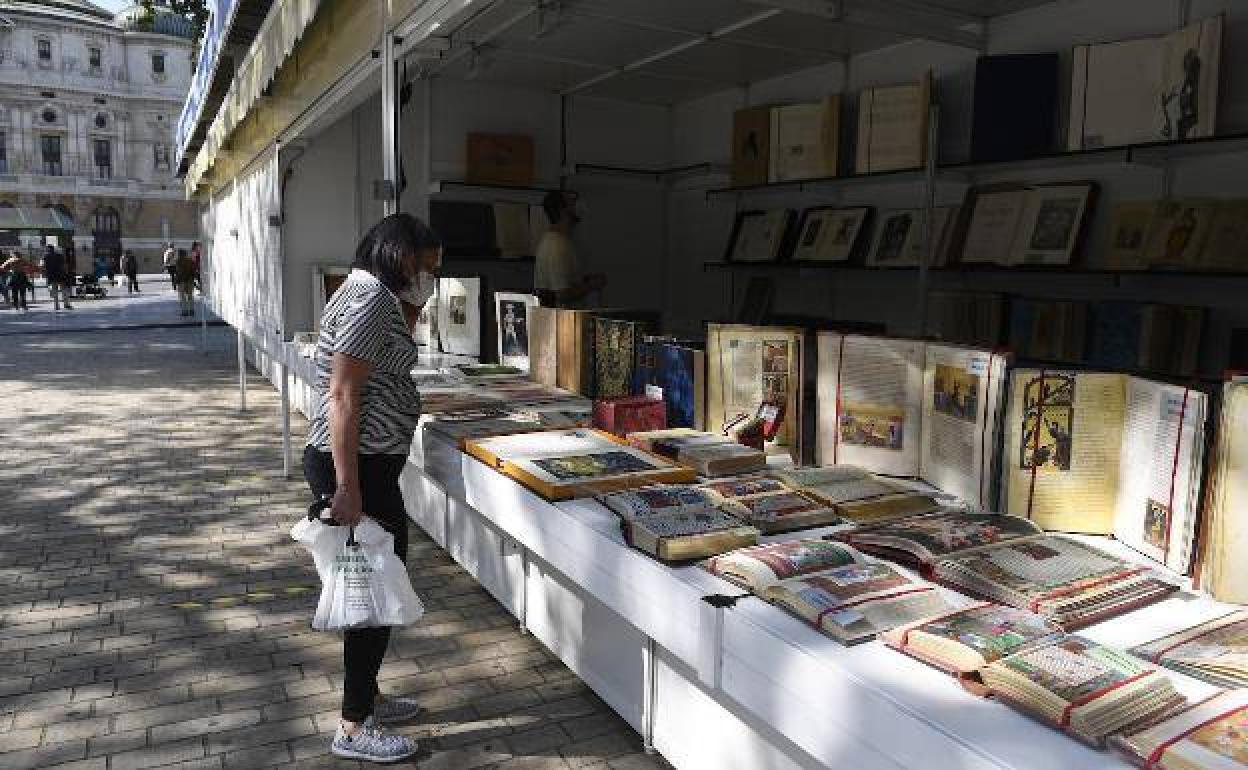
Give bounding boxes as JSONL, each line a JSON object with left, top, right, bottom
{"left": 0, "top": 207, "right": 75, "bottom": 233}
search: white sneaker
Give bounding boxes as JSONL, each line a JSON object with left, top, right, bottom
{"left": 331, "top": 722, "right": 419, "bottom": 763}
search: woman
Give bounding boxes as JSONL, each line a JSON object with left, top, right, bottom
{"left": 303, "top": 213, "right": 440, "bottom": 763}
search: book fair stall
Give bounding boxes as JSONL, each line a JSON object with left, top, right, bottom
{"left": 178, "top": 0, "right": 1248, "bottom": 767}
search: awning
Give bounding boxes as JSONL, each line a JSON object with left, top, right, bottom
{"left": 0, "top": 207, "right": 76, "bottom": 233}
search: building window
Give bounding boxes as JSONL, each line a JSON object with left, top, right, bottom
{"left": 42, "top": 108, "right": 56, "bottom": 124}
{"left": 93, "top": 139, "right": 111, "bottom": 179}
{"left": 0, "top": 133, "right": 7, "bottom": 174}
{"left": 94, "top": 113, "right": 107, "bottom": 129}
{"left": 151, "top": 52, "right": 165, "bottom": 75}
{"left": 93, "top": 207, "right": 120, "bottom": 234}
{"left": 36, "top": 39, "right": 51, "bottom": 63}
{"left": 88, "top": 46, "right": 101, "bottom": 71}
{"left": 41, "top": 135, "right": 61, "bottom": 176}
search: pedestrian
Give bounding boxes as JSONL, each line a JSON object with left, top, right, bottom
{"left": 163, "top": 242, "right": 177, "bottom": 288}
{"left": 120, "top": 250, "right": 139, "bottom": 293}
{"left": 105, "top": 251, "right": 116, "bottom": 285}
{"left": 4, "top": 254, "right": 31, "bottom": 311}
{"left": 190, "top": 241, "right": 202, "bottom": 290}
{"left": 41, "top": 244, "right": 72, "bottom": 311}
{"left": 65, "top": 244, "right": 77, "bottom": 294}
{"left": 303, "top": 213, "right": 441, "bottom": 763}
{"left": 174, "top": 248, "right": 196, "bottom": 316}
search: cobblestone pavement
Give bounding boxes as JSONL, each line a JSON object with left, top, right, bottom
{"left": 0, "top": 318, "right": 668, "bottom": 769}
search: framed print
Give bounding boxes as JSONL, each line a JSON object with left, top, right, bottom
{"left": 791, "top": 206, "right": 870, "bottom": 263}
{"left": 494, "top": 292, "right": 540, "bottom": 370}
{"left": 1009, "top": 182, "right": 1096, "bottom": 266}
{"left": 1103, "top": 202, "right": 1158, "bottom": 270}
{"left": 437, "top": 276, "right": 482, "bottom": 357}
{"left": 725, "top": 209, "right": 794, "bottom": 263}
{"left": 960, "top": 187, "right": 1028, "bottom": 265}
{"left": 1144, "top": 199, "right": 1217, "bottom": 269}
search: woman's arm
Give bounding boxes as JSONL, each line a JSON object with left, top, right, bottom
{"left": 327, "top": 351, "right": 373, "bottom": 525}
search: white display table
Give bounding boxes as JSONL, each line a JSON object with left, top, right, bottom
{"left": 399, "top": 429, "right": 1228, "bottom": 770}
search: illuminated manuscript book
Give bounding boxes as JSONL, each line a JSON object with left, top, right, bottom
{"left": 1113, "top": 689, "right": 1248, "bottom": 770}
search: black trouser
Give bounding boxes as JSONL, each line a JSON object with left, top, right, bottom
{"left": 126, "top": 274, "right": 139, "bottom": 292}
{"left": 303, "top": 446, "right": 409, "bottom": 723}
{"left": 10, "top": 284, "right": 27, "bottom": 309}
{"left": 166, "top": 266, "right": 177, "bottom": 287}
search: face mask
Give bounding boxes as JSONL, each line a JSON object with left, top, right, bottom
{"left": 399, "top": 270, "right": 435, "bottom": 308}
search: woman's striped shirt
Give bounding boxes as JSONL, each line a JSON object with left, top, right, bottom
{"left": 306, "top": 269, "right": 422, "bottom": 456}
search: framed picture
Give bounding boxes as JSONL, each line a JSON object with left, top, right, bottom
{"left": 494, "top": 292, "right": 540, "bottom": 370}
{"left": 1103, "top": 202, "right": 1158, "bottom": 270}
{"left": 725, "top": 209, "right": 794, "bottom": 263}
{"left": 959, "top": 186, "right": 1028, "bottom": 265}
{"left": 1010, "top": 182, "right": 1096, "bottom": 266}
{"left": 413, "top": 291, "right": 439, "bottom": 349}
{"left": 437, "top": 276, "right": 482, "bottom": 357}
{"left": 791, "top": 207, "right": 870, "bottom": 263}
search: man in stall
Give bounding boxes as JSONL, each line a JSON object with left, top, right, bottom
{"left": 534, "top": 190, "right": 605, "bottom": 308}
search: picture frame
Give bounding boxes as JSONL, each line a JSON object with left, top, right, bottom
{"left": 494, "top": 292, "right": 540, "bottom": 370}
{"left": 866, "top": 207, "right": 959, "bottom": 268}
{"left": 437, "top": 276, "right": 482, "bottom": 357}
{"left": 1009, "top": 182, "right": 1096, "bottom": 266}
{"left": 724, "top": 209, "right": 795, "bottom": 263}
{"left": 790, "top": 206, "right": 870, "bottom": 263}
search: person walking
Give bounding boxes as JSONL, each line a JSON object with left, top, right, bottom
{"left": 42, "top": 245, "right": 72, "bottom": 311}
{"left": 4, "top": 254, "right": 31, "bottom": 311}
{"left": 190, "top": 241, "right": 202, "bottom": 290}
{"left": 303, "top": 213, "right": 440, "bottom": 764}
{"left": 120, "top": 250, "right": 139, "bottom": 293}
{"left": 174, "top": 249, "right": 196, "bottom": 316}
{"left": 162, "top": 242, "right": 177, "bottom": 288}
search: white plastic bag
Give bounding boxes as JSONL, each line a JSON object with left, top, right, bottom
{"left": 291, "top": 516, "right": 425, "bottom": 631}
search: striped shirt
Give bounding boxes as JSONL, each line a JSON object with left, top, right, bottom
{"left": 307, "top": 269, "right": 423, "bottom": 455}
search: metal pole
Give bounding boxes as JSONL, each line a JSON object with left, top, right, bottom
{"left": 642, "top": 636, "right": 657, "bottom": 754}
{"left": 280, "top": 361, "right": 292, "bottom": 478}
{"left": 381, "top": 17, "right": 399, "bottom": 217}
{"left": 199, "top": 294, "right": 207, "bottom": 352}
{"left": 237, "top": 327, "right": 247, "bottom": 411}
{"left": 918, "top": 103, "right": 940, "bottom": 338}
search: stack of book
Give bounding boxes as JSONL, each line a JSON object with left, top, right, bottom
{"left": 1113, "top": 689, "right": 1248, "bottom": 770}
{"left": 629, "top": 428, "right": 768, "bottom": 477}
{"left": 1132, "top": 610, "right": 1248, "bottom": 689}
{"left": 598, "top": 485, "right": 759, "bottom": 562}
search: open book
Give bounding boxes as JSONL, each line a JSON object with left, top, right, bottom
{"left": 883, "top": 602, "right": 1061, "bottom": 682}
{"left": 1112, "top": 689, "right": 1248, "bottom": 770}
{"left": 629, "top": 429, "right": 768, "bottom": 477}
{"left": 816, "top": 334, "right": 1009, "bottom": 509}
{"left": 981, "top": 635, "right": 1184, "bottom": 747}
{"left": 595, "top": 484, "right": 759, "bottom": 561}
{"left": 707, "top": 324, "right": 805, "bottom": 463}
{"left": 843, "top": 510, "right": 1045, "bottom": 568}
{"left": 770, "top": 465, "right": 940, "bottom": 525}
{"left": 703, "top": 539, "right": 866, "bottom": 593}
{"left": 1202, "top": 380, "right": 1248, "bottom": 604}
{"left": 1132, "top": 610, "right": 1248, "bottom": 690}
{"left": 1002, "top": 369, "right": 1208, "bottom": 574}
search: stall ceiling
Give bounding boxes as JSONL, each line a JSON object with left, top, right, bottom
{"left": 417, "top": 0, "right": 1063, "bottom": 106}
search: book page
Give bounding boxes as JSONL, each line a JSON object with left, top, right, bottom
{"left": 818, "top": 335, "right": 924, "bottom": 476}
{"left": 707, "top": 325, "right": 803, "bottom": 461}
{"left": 1114, "top": 378, "right": 1207, "bottom": 573}
{"left": 1003, "top": 371, "right": 1125, "bottom": 533}
{"left": 855, "top": 80, "right": 927, "bottom": 174}
{"left": 920, "top": 345, "right": 1008, "bottom": 507}
{"left": 961, "top": 190, "right": 1028, "bottom": 264}
{"left": 1205, "top": 382, "right": 1248, "bottom": 604}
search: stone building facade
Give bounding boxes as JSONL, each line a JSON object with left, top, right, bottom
{"left": 0, "top": 0, "right": 197, "bottom": 273}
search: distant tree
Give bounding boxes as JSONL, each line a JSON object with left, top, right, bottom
{"left": 166, "top": 0, "right": 210, "bottom": 45}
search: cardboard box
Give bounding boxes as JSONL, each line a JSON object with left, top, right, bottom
{"left": 466, "top": 133, "right": 535, "bottom": 187}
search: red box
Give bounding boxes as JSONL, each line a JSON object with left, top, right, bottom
{"left": 593, "top": 396, "right": 666, "bottom": 438}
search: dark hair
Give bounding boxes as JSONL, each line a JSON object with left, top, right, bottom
{"left": 353, "top": 213, "right": 442, "bottom": 293}
{"left": 542, "top": 190, "right": 568, "bottom": 225}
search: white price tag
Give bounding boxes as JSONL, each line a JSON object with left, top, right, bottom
{"left": 645, "top": 385, "right": 664, "bottom": 401}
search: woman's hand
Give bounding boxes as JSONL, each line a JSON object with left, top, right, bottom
{"left": 330, "top": 484, "right": 364, "bottom": 526}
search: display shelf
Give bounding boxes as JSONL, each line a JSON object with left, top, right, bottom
{"left": 705, "top": 167, "right": 928, "bottom": 199}
{"left": 428, "top": 179, "right": 559, "bottom": 202}
{"left": 571, "top": 162, "right": 728, "bottom": 182}
{"left": 703, "top": 260, "right": 1248, "bottom": 278}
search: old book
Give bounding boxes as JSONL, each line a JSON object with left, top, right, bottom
{"left": 959, "top": 183, "right": 1096, "bottom": 266}
{"left": 1138, "top": 304, "right": 1204, "bottom": 377}
{"left": 884, "top": 603, "right": 1061, "bottom": 680}
{"left": 464, "top": 429, "right": 696, "bottom": 501}
{"left": 1201, "top": 380, "right": 1248, "bottom": 604}
{"left": 1104, "top": 201, "right": 1159, "bottom": 270}
{"left": 424, "top": 408, "right": 591, "bottom": 448}
{"left": 765, "top": 562, "right": 953, "bottom": 645}
{"left": 725, "top": 209, "right": 794, "bottom": 263}
{"left": 959, "top": 186, "right": 1028, "bottom": 265}
{"left": 1068, "top": 15, "right": 1222, "bottom": 150}
{"left": 855, "top": 71, "right": 931, "bottom": 174}
{"left": 834, "top": 492, "right": 941, "bottom": 525}
{"left": 634, "top": 338, "right": 705, "bottom": 430}
{"left": 706, "top": 324, "right": 804, "bottom": 463}
{"left": 594, "top": 317, "right": 650, "bottom": 400}
{"left": 790, "top": 206, "right": 870, "bottom": 263}
{"left": 1007, "top": 298, "right": 1088, "bottom": 363}
{"left": 702, "top": 539, "right": 867, "bottom": 593}
{"left": 816, "top": 334, "right": 1011, "bottom": 508}
{"left": 1201, "top": 200, "right": 1248, "bottom": 271}
{"left": 732, "top": 106, "right": 772, "bottom": 187}
{"left": 770, "top": 465, "right": 904, "bottom": 507}
{"left": 716, "top": 490, "right": 843, "bottom": 535}
{"left": 1145, "top": 199, "right": 1218, "bottom": 269}
{"left": 598, "top": 484, "right": 724, "bottom": 520}
{"left": 982, "top": 636, "right": 1184, "bottom": 746}
{"left": 629, "top": 429, "right": 766, "bottom": 477}
{"left": 1132, "top": 611, "right": 1248, "bottom": 689}
{"left": 936, "top": 536, "right": 1178, "bottom": 629}
{"left": 866, "top": 206, "right": 957, "bottom": 268}
{"left": 1113, "top": 689, "right": 1248, "bottom": 770}
{"left": 970, "top": 53, "right": 1059, "bottom": 163}
{"left": 844, "top": 510, "right": 1045, "bottom": 569}
{"left": 593, "top": 396, "right": 665, "bottom": 438}
{"left": 925, "top": 291, "right": 1006, "bottom": 349}
{"left": 437, "top": 277, "right": 483, "bottom": 357}
{"left": 494, "top": 292, "right": 539, "bottom": 370}
{"left": 466, "top": 133, "right": 535, "bottom": 186}
{"left": 1002, "top": 370, "right": 1208, "bottom": 574}
{"left": 626, "top": 511, "right": 759, "bottom": 562}
{"left": 556, "top": 309, "right": 595, "bottom": 396}
{"left": 528, "top": 306, "right": 558, "bottom": 387}
{"left": 769, "top": 98, "right": 840, "bottom": 183}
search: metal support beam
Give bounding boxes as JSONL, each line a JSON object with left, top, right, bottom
{"left": 561, "top": 9, "right": 781, "bottom": 96}
{"left": 237, "top": 328, "right": 247, "bottom": 412}
{"left": 279, "top": 362, "right": 292, "bottom": 479}
{"left": 487, "top": 46, "right": 740, "bottom": 88}
{"left": 429, "top": 2, "right": 539, "bottom": 77}
{"left": 738, "top": 0, "right": 984, "bottom": 50}
{"left": 381, "top": 16, "right": 399, "bottom": 216}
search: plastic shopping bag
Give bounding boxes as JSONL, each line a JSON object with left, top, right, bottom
{"left": 291, "top": 510, "right": 425, "bottom": 631}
